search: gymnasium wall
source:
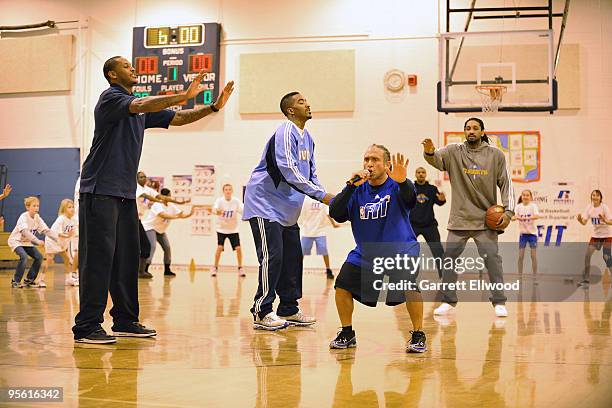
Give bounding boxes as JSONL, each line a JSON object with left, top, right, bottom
{"left": 0, "top": 0, "right": 610, "bottom": 267}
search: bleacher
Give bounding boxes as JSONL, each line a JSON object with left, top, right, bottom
{"left": 0, "top": 231, "right": 18, "bottom": 262}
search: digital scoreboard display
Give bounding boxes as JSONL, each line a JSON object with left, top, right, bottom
{"left": 132, "top": 23, "right": 220, "bottom": 111}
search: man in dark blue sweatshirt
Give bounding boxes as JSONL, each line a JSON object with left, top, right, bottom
{"left": 409, "top": 167, "right": 446, "bottom": 278}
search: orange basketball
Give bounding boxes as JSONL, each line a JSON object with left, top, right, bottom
{"left": 485, "top": 205, "right": 506, "bottom": 230}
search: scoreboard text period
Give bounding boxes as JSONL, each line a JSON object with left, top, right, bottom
{"left": 132, "top": 23, "right": 221, "bottom": 111}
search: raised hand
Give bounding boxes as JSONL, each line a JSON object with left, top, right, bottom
{"left": 185, "top": 69, "right": 207, "bottom": 99}
{"left": 213, "top": 81, "right": 235, "bottom": 110}
{"left": 422, "top": 139, "right": 435, "bottom": 154}
{"left": 0, "top": 184, "right": 11, "bottom": 199}
{"left": 387, "top": 153, "right": 409, "bottom": 183}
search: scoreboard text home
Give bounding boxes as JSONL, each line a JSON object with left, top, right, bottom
{"left": 132, "top": 23, "right": 221, "bottom": 111}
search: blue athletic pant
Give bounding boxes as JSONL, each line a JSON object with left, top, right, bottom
{"left": 248, "top": 217, "right": 302, "bottom": 320}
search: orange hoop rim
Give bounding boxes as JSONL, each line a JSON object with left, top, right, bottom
{"left": 475, "top": 85, "right": 507, "bottom": 98}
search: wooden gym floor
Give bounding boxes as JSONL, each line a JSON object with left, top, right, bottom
{"left": 0, "top": 265, "right": 611, "bottom": 407}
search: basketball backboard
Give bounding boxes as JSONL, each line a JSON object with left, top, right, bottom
{"left": 438, "top": 29, "right": 557, "bottom": 113}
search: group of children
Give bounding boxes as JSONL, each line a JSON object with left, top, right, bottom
{"left": 513, "top": 188, "right": 611, "bottom": 284}
{"left": 8, "top": 196, "right": 78, "bottom": 288}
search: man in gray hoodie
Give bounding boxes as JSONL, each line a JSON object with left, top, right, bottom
{"left": 422, "top": 117, "right": 515, "bottom": 317}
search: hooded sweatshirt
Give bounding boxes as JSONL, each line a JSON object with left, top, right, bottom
{"left": 424, "top": 140, "right": 515, "bottom": 230}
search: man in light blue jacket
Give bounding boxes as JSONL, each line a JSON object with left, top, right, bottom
{"left": 243, "top": 91, "right": 333, "bottom": 330}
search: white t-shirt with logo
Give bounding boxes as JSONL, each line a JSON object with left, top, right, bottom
{"left": 8, "top": 212, "right": 50, "bottom": 251}
{"left": 45, "top": 214, "right": 77, "bottom": 253}
{"left": 213, "top": 196, "right": 243, "bottom": 234}
{"left": 581, "top": 203, "right": 612, "bottom": 238}
{"left": 299, "top": 196, "right": 331, "bottom": 238}
{"left": 136, "top": 184, "right": 159, "bottom": 219}
{"left": 142, "top": 202, "right": 181, "bottom": 234}
{"left": 515, "top": 203, "right": 540, "bottom": 235}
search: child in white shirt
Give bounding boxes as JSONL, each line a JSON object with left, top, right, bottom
{"left": 40, "top": 199, "right": 79, "bottom": 287}
{"left": 576, "top": 189, "right": 612, "bottom": 286}
{"left": 299, "top": 195, "right": 339, "bottom": 279}
{"left": 512, "top": 190, "right": 540, "bottom": 279}
{"left": 141, "top": 188, "right": 193, "bottom": 276}
{"left": 8, "top": 196, "right": 58, "bottom": 288}
{"left": 212, "top": 184, "right": 244, "bottom": 277}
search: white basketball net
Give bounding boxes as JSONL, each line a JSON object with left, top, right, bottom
{"left": 476, "top": 85, "right": 506, "bottom": 113}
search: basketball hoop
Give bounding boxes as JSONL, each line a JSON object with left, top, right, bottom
{"left": 476, "top": 85, "right": 507, "bottom": 113}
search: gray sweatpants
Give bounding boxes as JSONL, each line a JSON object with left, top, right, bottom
{"left": 440, "top": 229, "right": 507, "bottom": 305}
{"left": 145, "top": 230, "right": 171, "bottom": 265}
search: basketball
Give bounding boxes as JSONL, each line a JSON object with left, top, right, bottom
{"left": 485, "top": 205, "right": 506, "bottom": 229}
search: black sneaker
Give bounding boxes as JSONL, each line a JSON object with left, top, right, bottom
{"left": 326, "top": 269, "right": 335, "bottom": 280}
{"left": 406, "top": 330, "right": 427, "bottom": 353}
{"left": 139, "top": 271, "right": 153, "bottom": 279}
{"left": 23, "top": 279, "right": 38, "bottom": 288}
{"left": 329, "top": 329, "right": 357, "bottom": 349}
{"left": 112, "top": 322, "right": 157, "bottom": 338}
{"left": 164, "top": 270, "right": 176, "bottom": 276}
{"left": 11, "top": 280, "right": 23, "bottom": 288}
{"left": 75, "top": 329, "right": 117, "bottom": 344}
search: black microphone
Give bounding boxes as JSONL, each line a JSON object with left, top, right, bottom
{"left": 346, "top": 170, "right": 370, "bottom": 185}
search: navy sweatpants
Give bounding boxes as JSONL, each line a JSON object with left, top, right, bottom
{"left": 412, "top": 225, "right": 445, "bottom": 278}
{"left": 248, "top": 217, "right": 303, "bottom": 320}
{"left": 72, "top": 193, "right": 140, "bottom": 339}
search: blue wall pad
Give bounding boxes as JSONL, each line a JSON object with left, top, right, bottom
{"left": 0, "top": 148, "right": 80, "bottom": 233}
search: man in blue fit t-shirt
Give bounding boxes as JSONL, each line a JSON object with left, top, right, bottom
{"left": 243, "top": 91, "right": 334, "bottom": 331}
{"left": 328, "top": 145, "right": 427, "bottom": 353}
{"left": 73, "top": 56, "right": 234, "bottom": 344}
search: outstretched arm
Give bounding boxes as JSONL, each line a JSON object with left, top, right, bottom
{"left": 130, "top": 70, "right": 211, "bottom": 114}
{"left": 329, "top": 185, "right": 356, "bottom": 223}
{"left": 163, "top": 196, "right": 191, "bottom": 205}
{"left": 170, "top": 81, "right": 235, "bottom": 126}
{"left": 141, "top": 193, "right": 164, "bottom": 204}
{"left": 422, "top": 139, "right": 447, "bottom": 171}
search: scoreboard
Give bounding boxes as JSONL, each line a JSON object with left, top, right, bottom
{"left": 132, "top": 23, "right": 220, "bottom": 111}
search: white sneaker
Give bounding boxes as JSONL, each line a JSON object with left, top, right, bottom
{"left": 66, "top": 276, "right": 79, "bottom": 286}
{"left": 494, "top": 318, "right": 507, "bottom": 329}
{"left": 37, "top": 280, "right": 47, "bottom": 288}
{"left": 494, "top": 304, "right": 508, "bottom": 317}
{"left": 280, "top": 309, "right": 316, "bottom": 326}
{"left": 433, "top": 314, "right": 453, "bottom": 327}
{"left": 433, "top": 303, "right": 455, "bottom": 315}
{"left": 253, "top": 312, "right": 289, "bottom": 331}
{"left": 211, "top": 267, "right": 218, "bottom": 277}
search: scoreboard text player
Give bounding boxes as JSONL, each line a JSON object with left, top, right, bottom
{"left": 132, "top": 23, "right": 221, "bottom": 111}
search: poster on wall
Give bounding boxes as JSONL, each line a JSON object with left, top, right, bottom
{"left": 191, "top": 205, "right": 213, "bottom": 235}
{"left": 193, "top": 165, "right": 216, "bottom": 196}
{"left": 444, "top": 131, "right": 541, "bottom": 183}
{"left": 172, "top": 175, "right": 192, "bottom": 202}
{"left": 147, "top": 176, "right": 164, "bottom": 192}
{"left": 530, "top": 181, "right": 584, "bottom": 245}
